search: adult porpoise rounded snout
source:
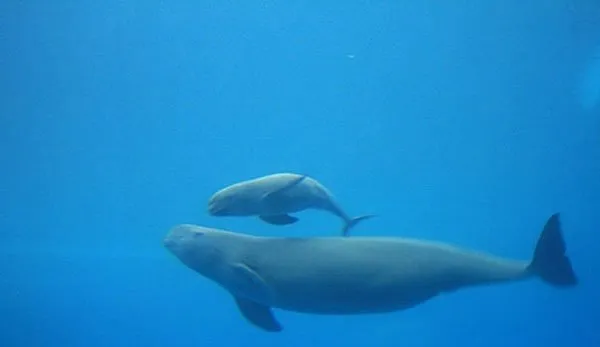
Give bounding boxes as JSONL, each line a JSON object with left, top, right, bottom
{"left": 162, "top": 228, "right": 179, "bottom": 250}
{"left": 163, "top": 224, "right": 195, "bottom": 251}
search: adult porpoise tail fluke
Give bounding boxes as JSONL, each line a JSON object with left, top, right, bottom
{"left": 163, "top": 213, "right": 577, "bottom": 332}
{"left": 527, "top": 213, "right": 577, "bottom": 286}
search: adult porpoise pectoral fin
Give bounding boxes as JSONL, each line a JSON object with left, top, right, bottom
{"left": 233, "top": 296, "right": 283, "bottom": 332}
{"left": 229, "top": 263, "right": 282, "bottom": 332}
{"left": 261, "top": 175, "right": 307, "bottom": 203}
{"left": 229, "top": 263, "right": 272, "bottom": 298}
{"left": 259, "top": 214, "right": 299, "bottom": 225}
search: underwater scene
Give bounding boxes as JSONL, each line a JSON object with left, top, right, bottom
{"left": 1, "top": 1, "right": 599, "bottom": 346}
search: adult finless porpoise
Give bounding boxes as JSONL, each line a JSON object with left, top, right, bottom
{"left": 207, "top": 172, "right": 374, "bottom": 236}
{"left": 163, "top": 213, "right": 577, "bottom": 332}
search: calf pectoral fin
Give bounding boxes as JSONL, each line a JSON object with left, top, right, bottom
{"left": 259, "top": 214, "right": 299, "bottom": 225}
{"left": 233, "top": 296, "right": 283, "bottom": 332}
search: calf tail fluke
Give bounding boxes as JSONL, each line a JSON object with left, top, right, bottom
{"left": 342, "top": 215, "right": 376, "bottom": 237}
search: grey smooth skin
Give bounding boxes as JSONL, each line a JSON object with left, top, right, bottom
{"left": 163, "top": 213, "right": 577, "bottom": 332}
{"left": 207, "top": 172, "right": 374, "bottom": 236}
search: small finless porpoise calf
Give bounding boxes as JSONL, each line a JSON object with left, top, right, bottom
{"left": 163, "top": 213, "right": 577, "bottom": 332}
{"left": 207, "top": 172, "right": 374, "bottom": 236}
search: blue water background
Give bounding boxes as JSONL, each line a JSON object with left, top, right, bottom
{"left": 1, "top": 1, "right": 599, "bottom": 346}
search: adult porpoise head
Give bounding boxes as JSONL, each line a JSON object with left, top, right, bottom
{"left": 163, "top": 213, "right": 577, "bottom": 332}
{"left": 206, "top": 172, "right": 374, "bottom": 236}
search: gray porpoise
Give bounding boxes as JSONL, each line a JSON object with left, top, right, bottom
{"left": 163, "top": 213, "right": 577, "bottom": 332}
{"left": 207, "top": 172, "right": 374, "bottom": 236}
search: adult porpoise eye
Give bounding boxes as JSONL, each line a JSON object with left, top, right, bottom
{"left": 193, "top": 231, "right": 205, "bottom": 238}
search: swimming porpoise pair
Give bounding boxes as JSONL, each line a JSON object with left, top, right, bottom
{"left": 207, "top": 173, "right": 374, "bottom": 236}
{"left": 164, "top": 213, "right": 577, "bottom": 332}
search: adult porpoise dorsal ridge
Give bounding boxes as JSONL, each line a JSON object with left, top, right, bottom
{"left": 208, "top": 172, "right": 375, "bottom": 236}
{"left": 163, "top": 213, "right": 577, "bottom": 332}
